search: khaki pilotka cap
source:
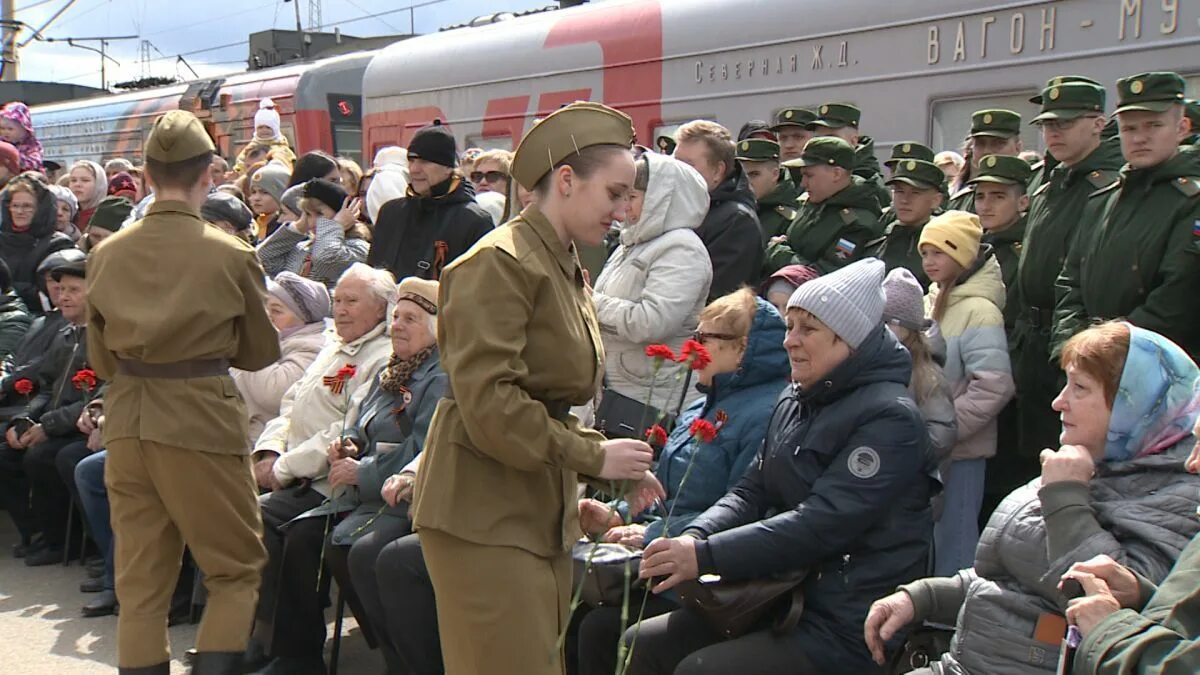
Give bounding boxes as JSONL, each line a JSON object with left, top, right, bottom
{"left": 967, "top": 154, "right": 1034, "bottom": 186}
{"left": 782, "top": 136, "right": 855, "bottom": 170}
{"left": 970, "top": 109, "right": 1021, "bottom": 138}
{"left": 144, "top": 110, "right": 216, "bottom": 163}
{"left": 1030, "top": 81, "right": 1106, "bottom": 122}
{"left": 885, "top": 159, "right": 945, "bottom": 190}
{"left": 1114, "top": 71, "right": 1187, "bottom": 114}
{"left": 735, "top": 138, "right": 780, "bottom": 162}
{"left": 771, "top": 107, "right": 817, "bottom": 130}
{"left": 808, "top": 103, "right": 861, "bottom": 129}
{"left": 884, "top": 142, "right": 936, "bottom": 169}
{"left": 510, "top": 101, "right": 635, "bottom": 191}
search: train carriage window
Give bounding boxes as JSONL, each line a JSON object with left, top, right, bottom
{"left": 1185, "top": 74, "right": 1199, "bottom": 98}
{"left": 930, "top": 92, "right": 1043, "bottom": 156}
{"left": 333, "top": 126, "right": 363, "bottom": 166}
{"left": 464, "top": 136, "right": 513, "bottom": 152}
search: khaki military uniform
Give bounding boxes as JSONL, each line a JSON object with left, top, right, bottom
{"left": 413, "top": 205, "right": 606, "bottom": 675}
{"left": 87, "top": 113, "right": 280, "bottom": 670}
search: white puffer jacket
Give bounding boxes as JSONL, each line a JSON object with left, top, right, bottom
{"left": 593, "top": 153, "right": 712, "bottom": 412}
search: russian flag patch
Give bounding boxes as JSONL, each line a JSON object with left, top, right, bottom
{"left": 834, "top": 238, "right": 857, "bottom": 260}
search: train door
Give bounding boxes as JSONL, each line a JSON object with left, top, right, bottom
{"left": 327, "top": 94, "right": 363, "bottom": 165}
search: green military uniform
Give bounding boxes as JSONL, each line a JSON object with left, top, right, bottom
{"left": 947, "top": 109, "right": 1023, "bottom": 213}
{"left": 1053, "top": 72, "right": 1200, "bottom": 361}
{"left": 768, "top": 137, "right": 883, "bottom": 275}
{"left": 772, "top": 106, "right": 816, "bottom": 181}
{"left": 1025, "top": 78, "right": 1104, "bottom": 195}
{"left": 1010, "top": 79, "right": 1121, "bottom": 465}
{"left": 808, "top": 102, "right": 891, "bottom": 207}
{"left": 87, "top": 111, "right": 280, "bottom": 670}
{"left": 968, "top": 154, "right": 1033, "bottom": 330}
{"left": 879, "top": 141, "right": 945, "bottom": 228}
{"left": 1183, "top": 99, "right": 1200, "bottom": 149}
{"left": 413, "top": 102, "right": 630, "bottom": 675}
{"left": 869, "top": 158, "right": 946, "bottom": 290}
{"left": 735, "top": 138, "right": 801, "bottom": 239}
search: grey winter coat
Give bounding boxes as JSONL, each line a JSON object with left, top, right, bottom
{"left": 256, "top": 217, "right": 370, "bottom": 288}
{"left": 593, "top": 153, "right": 712, "bottom": 411}
{"left": 902, "top": 443, "right": 1200, "bottom": 674}
{"left": 296, "top": 349, "right": 447, "bottom": 545}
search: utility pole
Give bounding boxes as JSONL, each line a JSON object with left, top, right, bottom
{"left": 44, "top": 34, "right": 137, "bottom": 90}
{"left": 308, "top": 0, "right": 322, "bottom": 31}
{"left": 2, "top": 0, "right": 17, "bottom": 81}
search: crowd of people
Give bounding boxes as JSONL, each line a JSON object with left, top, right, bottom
{"left": 0, "top": 68, "right": 1196, "bottom": 675}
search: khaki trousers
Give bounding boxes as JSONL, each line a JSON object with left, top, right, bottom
{"left": 106, "top": 439, "right": 266, "bottom": 668}
{"left": 421, "top": 528, "right": 572, "bottom": 675}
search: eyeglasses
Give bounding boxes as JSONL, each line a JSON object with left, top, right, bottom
{"left": 470, "top": 170, "right": 506, "bottom": 184}
{"left": 8, "top": 203, "right": 34, "bottom": 212}
{"left": 692, "top": 330, "right": 740, "bottom": 343}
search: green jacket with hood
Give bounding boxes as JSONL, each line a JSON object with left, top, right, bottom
{"left": 1053, "top": 150, "right": 1200, "bottom": 360}
{"left": 764, "top": 175, "right": 882, "bottom": 275}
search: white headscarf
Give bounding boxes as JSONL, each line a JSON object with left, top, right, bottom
{"left": 69, "top": 160, "right": 108, "bottom": 212}
{"left": 366, "top": 146, "right": 409, "bottom": 224}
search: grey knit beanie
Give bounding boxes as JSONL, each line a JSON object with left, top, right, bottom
{"left": 786, "top": 258, "right": 885, "bottom": 348}
{"left": 280, "top": 184, "right": 304, "bottom": 216}
{"left": 251, "top": 162, "right": 290, "bottom": 204}
{"left": 882, "top": 267, "right": 929, "bottom": 332}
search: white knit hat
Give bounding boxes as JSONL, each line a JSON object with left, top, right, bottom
{"left": 787, "top": 258, "right": 886, "bottom": 349}
{"left": 254, "top": 99, "right": 282, "bottom": 140}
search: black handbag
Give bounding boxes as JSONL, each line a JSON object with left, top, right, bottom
{"left": 675, "top": 569, "right": 808, "bottom": 639}
{"left": 593, "top": 370, "right": 694, "bottom": 442}
{"left": 571, "top": 539, "right": 645, "bottom": 607}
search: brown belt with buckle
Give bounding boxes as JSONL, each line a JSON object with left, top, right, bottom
{"left": 116, "top": 358, "right": 231, "bottom": 379}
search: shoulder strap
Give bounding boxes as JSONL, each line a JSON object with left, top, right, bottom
{"left": 1170, "top": 176, "right": 1200, "bottom": 198}
{"left": 1085, "top": 169, "right": 1121, "bottom": 191}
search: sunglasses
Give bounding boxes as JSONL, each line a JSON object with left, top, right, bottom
{"left": 470, "top": 170, "right": 507, "bottom": 184}
{"left": 692, "top": 330, "right": 740, "bottom": 343}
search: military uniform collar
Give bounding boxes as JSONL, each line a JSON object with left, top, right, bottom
{"left": 521, "top": 204, "right": 578, "bottom": 280}
{"left": 146, "top": 199, "right": 202, "bottom": 218}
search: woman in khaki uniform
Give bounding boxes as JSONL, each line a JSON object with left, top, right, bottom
{"left": 412, "top": 102, "right": 664, "bottom": 675}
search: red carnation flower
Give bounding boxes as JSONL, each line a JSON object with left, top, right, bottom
{"left": 13, "top": 379, "right": 33, "bottom": 396}
{"left": 679, "top": 339, "right": 712, "bottom": 371}
{"left": 72, "top": 369, "right": 98, "bottom": 392}
{"left": 689, "top": 418, "right": 718, "bottom": 443}
{"left": 336, "top": 364, "right": 358, "bottom": 381}
{"left": 644, "top": 344, "right": 678, "bottom": 363}
{"left": 645, "top": 424, "right": 669, "bottom": 448}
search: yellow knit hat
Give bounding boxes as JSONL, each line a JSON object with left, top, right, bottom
{"left": 918, "top": 210, "right": 982, "bottom": 270}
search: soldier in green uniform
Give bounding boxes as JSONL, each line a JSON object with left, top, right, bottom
{"left": 769, "top": 106, "right": 816, "bottom": 163}
{"left": 879, "top": 141, "right": 945, "bottom": 228}
{"left": 1004, "top": 78, "right": 1122, "bottom": 487}
{"left": 967, "top": 154, "right": 1032, "bottom": 330}
{"left": 869, "top": 157, "right": 945, "bottom": 290}
{"left": 87, "top": 111, "right": 281, "bottom": 674}
{"left": 947, "top": 109, "right": 1024, "bottom": 213}
{"left": 1183, "top": 99, "right": 1200, "bottom": 149}
{"left": 735, "top": 138, "right": 801, "bottom": 240}
{"left": 808, "top": 102, "right": 891, "bottom": 206}
{"left": 766, "top": 137, "right": 882, "bottom": 275}
{"left": 1024, "top": 76, "right": 1108, "bottom": 195}
{"left": 1054, "top": 72, "right": 1200, "bottom": 362}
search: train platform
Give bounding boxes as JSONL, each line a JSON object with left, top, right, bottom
{"left": 0, "top": 518, "right": 381, "bottom": 674}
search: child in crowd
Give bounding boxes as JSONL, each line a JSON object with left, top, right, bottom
{"left": 920, "top": 210, "right": 1014, "bottom": 576}
{"left": 759, "top": 264, "right": 819, "bottom": 315}
{"left": 233, "top": 98, "right": 297, "bottom": 174}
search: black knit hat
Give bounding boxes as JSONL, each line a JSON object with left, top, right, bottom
{"left": 407, "top": 121, "right": 457, "bottom": 168}
{"left": 302, "top": 179, "right": 349, "bottom": 214}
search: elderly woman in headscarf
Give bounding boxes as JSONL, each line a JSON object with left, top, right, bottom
{"left": 0, "top": 173, "right": 74, "bottom": 313}
{"left": 232, "top": 271, "right": 330, "bottom": 447}
{"left": 247, "top": 278, "right": 448, "bottom": 674}
{"left": 47, "top": 184, "right": 81, "bottom": 241}
{"left": 0, "top": 102, "right": 43, "bottom": 172}
{"left": 66, "top": 160, "right": 107, "bottom": 230}
{"left": 865, "top": 321, "right": 1200, "bottom": 675}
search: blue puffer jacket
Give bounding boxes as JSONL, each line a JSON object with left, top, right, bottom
{"left": 641, "top": 297, "right": 788, "bottom": 543}
{"left": 685, "top": 324, "right": 936, "bottom": 674}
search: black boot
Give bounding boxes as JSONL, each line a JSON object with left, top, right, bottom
{"left": 191, "top": 651, "right": 245, "bottom": 675}
{"left": 118, "top": 663, "right": 169, "bottom": 675}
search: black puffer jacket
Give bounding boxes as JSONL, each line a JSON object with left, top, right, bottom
{"left": 685, "top": 325, "right": 936, "bottom": 673}
{"left": 0, "top": 175, "right": 74, "bottom": 314}
{"left": 368, "top": 174, "right": 494, "bottom": 281}
{"left": 693, "top": 163, "right": 763, "bottom": 300}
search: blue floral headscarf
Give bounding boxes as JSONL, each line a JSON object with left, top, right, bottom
{"left": 1104, "top": 324, "right": 1200, "bottom": 463}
